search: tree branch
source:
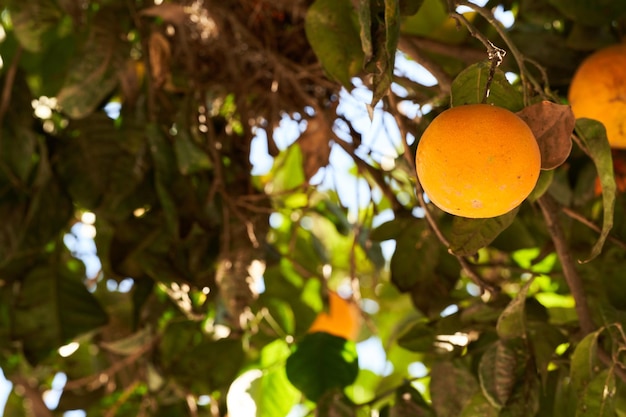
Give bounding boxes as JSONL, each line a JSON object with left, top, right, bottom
{"left": 537, "top": 194, "right": 595, "bottom": 334}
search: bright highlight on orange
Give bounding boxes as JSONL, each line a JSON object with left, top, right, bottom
{"left": 307, "top": 291, "right": 361, "bottom": 341}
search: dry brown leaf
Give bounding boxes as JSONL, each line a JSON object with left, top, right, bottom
{"left": 517, "top": 101, "right": 575, "bottom": 170}
{"left": 298, "top": 114, "right": 332, "bottom": 182}
{"left": 148, "top": 31, "right": 171, "bottom": 89}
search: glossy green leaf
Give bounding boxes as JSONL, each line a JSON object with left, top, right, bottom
{"left": 286, "top": 332, "right": 359, "bottom": 402}
{"left": 450, "top": 61, "right": 524, "bottom": 111}
{"left": 496, "top": 277, "right": 533, "bottom": 340}
{"left": 430, "top": 361, "right": 479, "bottom": 417}
{"left": 305, "top": 0, "right": 364, "bottom": 88}
{"left": 449, "top": 208, "right": 519, "bottom": 256}
{"left": 574, "top": 119, "right": 615, "bottom": 262}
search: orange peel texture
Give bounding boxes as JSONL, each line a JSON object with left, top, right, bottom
{"left": 415, "top": 104, "right": 541, "bottom": 218}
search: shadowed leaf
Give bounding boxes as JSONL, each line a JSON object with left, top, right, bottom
{"left": 449, "top": 208, "right": 518, "bottom": 256}
{"left": 496, "top": 277, "right": 533, "bottom": 340}
{"left": 286, "top": 332, "right": 359, "bottom": 402}
{"left": 479, "top": 341, "right": 517, "bottom": 409}
{"left": 575, "top": 119, "right": 615, "bottom": 262}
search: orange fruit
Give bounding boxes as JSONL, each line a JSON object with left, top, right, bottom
{"left": 415, "top": 104, "right": 541, "bottom": 218}
{"left": 568, "top": 43, "right": 626, "bottom": 149}
{"left": 307, "top": 291, "right": 361, "bottom": 341}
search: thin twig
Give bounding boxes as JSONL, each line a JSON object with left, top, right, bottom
{"left": 537, "top": 194, "right": 595, "bottom": 335}
{"left": 0, "top": 45, "right": 22, "bottom": 128}
{"left": 562, "top": 206, "right": 626, "bottom": 251}
{"left": 65, "top": 335, "right": 159, "bottom": 391}
{"left": 400, "top": 34, "right": 486, "bottom": 63}
{"left": 397, "top": 37, "right": 453, "bottom": 94}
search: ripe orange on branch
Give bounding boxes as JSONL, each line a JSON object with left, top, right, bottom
{"left": 568, "top": 43, "right": 626, "bottom": 149}
{"left": 307, "top": 291, "right": 361, "bottom": 341}
{"left": 415, "top": 104, "right": 541, "bottom": 218}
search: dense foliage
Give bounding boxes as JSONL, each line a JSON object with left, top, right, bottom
{"left": 1, "top": 0, "right": 626, "bottom": 415}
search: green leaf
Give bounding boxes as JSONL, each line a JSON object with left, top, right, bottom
{"left": 548, "top": 0, "right": 626, "bottom": 26}
{"left": 460, "top": 392, "right": 499, "bottom": 417}
{"left": 56, "top": 9, "right": 123, "bottom": 118}
{"left": 251, "top": 341, "right": 300, "bottom": 417}
{"left": 390, "top": 219, "right": 439, "bottom": 292}
{"left": 527, "top": 322, "right": 567, "bottom": 387}
{"left": 305, "top": 0, "right": 365, "bottom": 88}
{"left": 173, "top": 131, "right": 212, "bottom": 175}
{"left": 12, "top": 262, "right": 109, "bottom": 365}
{"left": 369, "top": 0, "right": 401, "bottom": 107}
{"left": 357, "top": 0, "right": 373, "bottom": 64}
{"left": 450, "top": 61, "right": 524, "bottom": 111}
{"left": 574, "top": 119, "right": 615, "bottom": 262}
{"left": 397, "top": 320, "right": 436, "bottom": 352}
{"left": 500, "top": 372, "right": 541, "bottom": 417}
{"left": 401, "top": 0, "right": 469, "bottom": 44}
{"left": 399, "top": 0, "right": 425, "bottom": 16}
{"left": 268, "top": 144, "right": 306, "bottom": 193}
{"left": 430, "top": 362, "right": 479, "bottom": 417}
{"left": 160, "top": 320, "right": 245, "bottom": 393}
{"left": 146, "top": 124, "right": 179, "bottom": 237}
{"left": 576, "top": 368, "right": 616, "bottom": 417}
{"left": 369, "top": 217, "right": 415, "bottom": 241}
{"left": 286, "top": 332, "right": 359, "bottom": 402}
{"left": 570, "top": 329, "right": 602, "bottom": 400}
{"left": 389, "top": 383, "right": 436, "bottom": 416}
{"left": 478, "top": 341, "right": 518, "bottom": 409}
{"left": 496, "top": 277, "right": 533, "bottom": 340}
{"left": 5, "top": 0, "right": 62, "bottom": 52}
{"left": 55, "top": 114, "right": 148, "bottom": 220}
{"left": 449, "top": 208, "right": 519, "bottom": 256}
